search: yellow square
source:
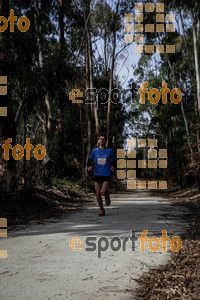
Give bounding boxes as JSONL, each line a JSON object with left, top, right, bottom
{"left": 117, "top": 159, "right": 126, "bottom": 168}
{"left": 125, "top": 34, "right": 133, "bottom": 43}
{"left": 156, "top": 14, "right": 164, "bottom": 22}
{"left": 138, "top": 160, "right": 146, "bottom": 168}
{"left": 0, "top": 218, "right": 7, "bottom": 227}
{"left": 127, "top": 180, "right": 136, "bottom": 189}
{"left": 138, "top": 181, "right": 146, "bottom": 189}
{"left": 0, "top": 86, "right": 7, "bottom": 95}
{"left": 159, "top": 181, "right": 167, "bottom": 189}
{"left": 135, "top": 24, "right": 143, "bottom": 32}
{"left": 148, "top": 160, "right": 157, "bottom": 168}
{"left": 156, "top": 3, "right": 164, "bottom": 12}
{"left": 148, "top": 181, "right": 157, "bottom": 189}
{"left": 159, "top": 149, "right": 167, "bottom": 158}
{"left": 125, "top": 34, "right": 133, "bottom": 44}
{"left": 156, "top": 24, "right": 164, "bottom": 32}
{"left": 166, "top": 24, "right": 175, "bottom": 32}
{"left": 138, "top": 139, "right": 146, "bottom": 147}
{"left": 128, "top": 139, "right": 136, "bottom": 148}
{"left": 124, "top": 24, "right": 133, "bottom": 32}
{"left": 148, "top": 139, "right": 157, "bottom": 147}
{"left": 125, "top": 13, "right": 133, "bottom": 22}
{"left": 0, "top": 76, "right": 7, "bottom": 84}
{"left": 135, "top": 14, "right": 143, "bottom": 22}
{"left": 135, "top": 34, "right": 143, "bottom": 43}
{"left": 128, "top": 149, "right": 136, "bottom": 158}
{"left": 145, "top": 3, "right": 154, "bottom": 12}
{"left": 117, "top": 170, "right": 126, "bottom": 179}
{"left": 127, "top": 160, "right": 136, "bottom": 168}
{"left": 0, "top": 229, "right": 7, "bottom": 237}
{"left": 135, "top": 45, "right": 143, "bottom": 53}
{"left": 166, "top": 45, "right": 175, "bottom": 53}
{"left": 135, "top": 3, "right": 143, "bottom": 12}
{"left": 166, "top": 14, "right": 175, "bottom": 22}
{"left": 117, "top": 149, "right": 126, "bottom": 158}
{"left": 0, "top": 250, "right": 7, "bottom": 258}
{"left": 156, "top": 45, "right": 164, "bottom": 53}
{"left": 127, "top": 170, "right": 136, "bottom": 179}
{"left": 148, "top": 149, "right": 157, "bottom": 158}
{"left": 145, "top": 24, "right": 154, "bottom": 32}
{"left": 159, "top": 160, "right": 167, "bottom": 168}
{"left": 145, "top": 45, "right": 154, "bottom": 53}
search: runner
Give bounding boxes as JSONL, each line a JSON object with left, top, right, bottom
{"left": 87, "top": 134, "right": 116, "bottom": 216}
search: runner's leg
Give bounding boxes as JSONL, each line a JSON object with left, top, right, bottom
{"left": 94, "top": 182, "right": 103, "bottom": 210}
{"left": 100, "top": 181, "right": 109, "bottom": 198}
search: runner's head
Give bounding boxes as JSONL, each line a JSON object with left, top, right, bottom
{"left": 98, "top": 134, "right": 107, "bottom": 146}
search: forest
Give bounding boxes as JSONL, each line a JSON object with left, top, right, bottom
{"left": 1, "top": 1, "right": 200, "bottom": 299}
{"left": 0, "top": 0, "right": 200, "bottom": 195}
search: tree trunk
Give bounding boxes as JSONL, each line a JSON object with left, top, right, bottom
{"left": 83, "top": 0, "right": 92, "bottom": 173}
{"left": 179, "top": 8, "right": 200, "bottom": 153}
{"left": 88, "top": 30, "right": 99, "bottom": 136}
{"left": 104, "top": 29, "right": 107, "bottom": 75}
{"left": 57, "top": 0, "right": 65, "bottom": 176}
{"left": 0, "top": 0, "right": 16, "bottom": 192}
{"left": 191, "top": 9, "right": 200, "bottom": 152}
{"left": 22, "top": 105, "right": 27, "bottom": 191}
{"left": 34, "top": 0, "right": 53, "bottom": 173}
{"left": 191, "top": 9, "right": 200, "bottom": 115}
{"left": 79, "top": 107, "right": 85, "bottom": 177}
{"left": 58, "top": 0, "right": 65, "bottom": 55}
{"left": 167, "top": 57, "right": 193, "bottom": 160}
{"left": 106, "top": 0, "right": 119, "bottom": 147}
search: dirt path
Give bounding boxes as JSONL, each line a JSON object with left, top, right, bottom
{"left": 0, "top": 191, "right": 189, "bottom": 299}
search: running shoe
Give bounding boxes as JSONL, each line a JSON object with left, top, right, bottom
{"left": 98, "top": 209, "right": 105, "bottom": 216}
{"left": 105, "top": 196, "right": 111, "bottom": 206}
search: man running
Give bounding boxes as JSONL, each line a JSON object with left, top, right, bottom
{"left": 87, "top": 134, "right": 116, "bottom": 216}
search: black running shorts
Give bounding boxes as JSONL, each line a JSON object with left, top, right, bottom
{"left": 93, "top": 175, "right": 111, "bottom": 183}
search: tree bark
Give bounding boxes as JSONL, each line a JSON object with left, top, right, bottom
{"left": 79, "top": 107, "right": 85, "bottom": 177}
{"left": 0, "top": 0, "right": 16, "bottom": 192}
{"left": 191, "top": 9, "right": 200, "bottom": 115}
{"left": 57, "top": 0, "right": 65, "bottom": 176}
{"left": 191, "top": 9, "right": 200, "bottom": 152}
{"left": 34, "top": 0, "right": 53, "bottom": 172}
{"left": 167, "top": 57, "right": 193, "bottom": 160}
{"left": 106, "top": 0, "right": 119, "bottom": 147}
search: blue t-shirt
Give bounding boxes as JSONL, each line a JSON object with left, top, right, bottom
{"left": 89, "top": 148, "right": 116, "bottom": 176}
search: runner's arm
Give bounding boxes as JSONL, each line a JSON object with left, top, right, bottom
{"left": 87, "top": 157, "right": 93, "bottom": 172}
{"left": 87, "top": 158, "right": 93, "bottom": 168}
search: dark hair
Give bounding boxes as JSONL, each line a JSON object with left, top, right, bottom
{"left": 98, "top": 134, "right": 107, "bottom": 141}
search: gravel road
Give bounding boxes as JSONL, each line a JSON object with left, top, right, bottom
{"left": 0, "top": 190, "right": 189, "bottom": 299}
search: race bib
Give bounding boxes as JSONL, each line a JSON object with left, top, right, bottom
{"left": 97, "top": 158, "right": 106, "bottom": 165}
